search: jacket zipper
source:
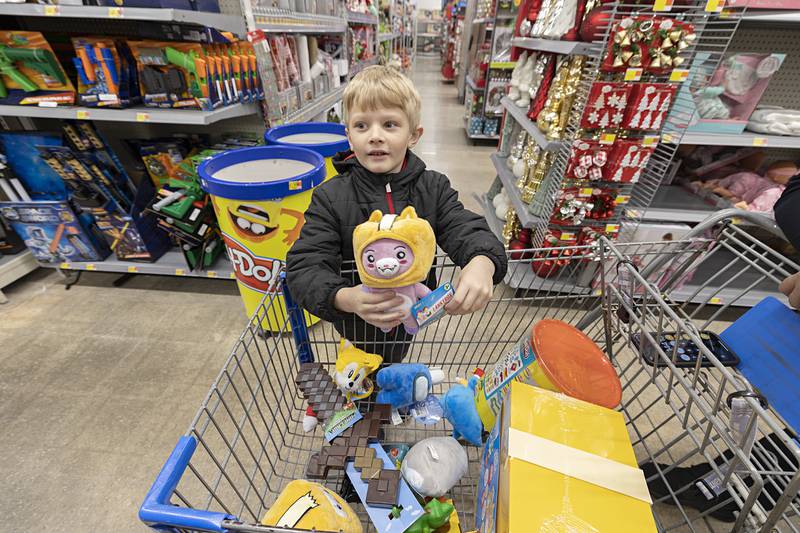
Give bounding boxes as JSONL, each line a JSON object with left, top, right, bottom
{"left": 385, "top": 183, "right": 395, "bottom": 214}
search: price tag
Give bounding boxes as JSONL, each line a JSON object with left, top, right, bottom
{"left": 86, "top": 263, "right": 96, "bottom": 271}
{"left": 710, "top": 297, "right": 722, "bottom": 304}
{"left": 229, "top": 272, "right": 237, "bottom": 279}
{"left": 175, "top": 268, "right": 186, "bottom": 276}
{"left": 627, "top": 208, "right": 641, "bottom": 218}
{"left": 653, "top": 0, "right": 674, "bottom": 11}
{"left": 127, "top": 265, "right": 138, "bottom": 273}
{"left": 207, "top": 270, "right": 218, "bottom": 278}
{"left": 579, "top": 187, "right": 594, "bottom": 197}
{"left": 135, "top": 112, "right": 150, "bottom": 122}
{"left": 605, "top": 223, "right": 620, "bottom": 233}
{"left": 60, "top": 262, "right": 70, "bottom": 269}
{"left": 108, "top": 7, "right": 124, "bottom": 17}
{"left": 76, "top": 110, "right": 90, "bottom": 120}
{"left": 560, "top": 232, "right": 576, "bottom": 241}
{"left": 44, "top": 5, "right": 60, "bottom": 16}
{"left": 624, "top": 68, "right": 643, "bottom": 81}
{"left": 705, "top": 0, "right": 724, "bottom": 11}
{"left": 662, "top": 133, "right": 676, "bottom": 144}
{"left": 643, "top": 135, "right": 660, "bottom": 147}
{"left": 615, "top": 195, "right": 630, "bottom": 204}
{"left": 752, "top": 137, "right": 768, "bottom": 147}
{"left": 720, "top": 8, "right": 734, "bottom": 17}
{"left": 668, "top": 69, "right": 690, "bottom": 83}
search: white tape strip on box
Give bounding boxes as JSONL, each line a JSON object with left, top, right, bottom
{"left": 507, "top": 428, "right": 652, "bottom": 504}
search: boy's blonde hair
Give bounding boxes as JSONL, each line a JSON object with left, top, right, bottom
{"left": 343, "top": 65, "right": 422, "bottom": 131}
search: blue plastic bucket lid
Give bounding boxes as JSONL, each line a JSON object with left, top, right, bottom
{"left": 198, "top": 146, "right": 325, "bottom": 201}
{"left": 264, "top": 122, "right": 349, "bottom": 158}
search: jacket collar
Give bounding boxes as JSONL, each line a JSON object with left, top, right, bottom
{"left": 332, "top": 150, "right": 427, "bottom": 193}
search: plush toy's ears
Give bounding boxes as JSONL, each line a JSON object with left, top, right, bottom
{"left": 368, "top": 210, "right": 383, "bottom": 223}
{"left": 398, "top": 206, "right": 418, "bottom": 220}
{"left": 365, "top": 352, "right": 383, "bottom": 371}
{"left": 340, "top": 338, "right": 353, "bottom": 350}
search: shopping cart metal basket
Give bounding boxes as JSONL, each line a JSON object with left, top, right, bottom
{"left": 140, "top": 209, "right": 800, "bottom": 533}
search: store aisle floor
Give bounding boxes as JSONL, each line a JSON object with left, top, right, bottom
{"left": 0, "top": 57, "right": 496, "bottom": 532}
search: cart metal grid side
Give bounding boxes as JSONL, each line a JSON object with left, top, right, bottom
{"left": 140, "top": 210, "right": 800, "bottom": 533}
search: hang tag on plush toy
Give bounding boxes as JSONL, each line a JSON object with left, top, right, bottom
{"left": 410, "top": 282, "right": 455, "bottom": 329}
{"left": 353, "top": 206, "right": 436, "bottom": 335}
{"left": 409, "top": 394, "right": 445, "bottom": 425}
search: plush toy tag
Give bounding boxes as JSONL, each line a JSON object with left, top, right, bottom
{"left": 409, "top": 394, "right": 444, "bottom": 425}
{"left": 324, "top": 402, "right": 363, "bottom": 442}
{"left": 411, "top": 282, "right": 455, "bottom": 329}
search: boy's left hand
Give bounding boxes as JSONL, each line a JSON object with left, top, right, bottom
{"left": 446, "top": 255, "right": 495, "bottom": 315}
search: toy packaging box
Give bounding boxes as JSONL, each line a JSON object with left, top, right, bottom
{"left": 72, "top": 38, "right": 140, "bottom": 109}
{"left": 0, "top": 132, "right": 67, "bottom": 200}
{"left": 0, "top": 31, "right": 75, "bottom": 106}
{"left": 677, "top": 52, "right": 785, "bottom": 135}
{"left": 0, "top": 201, "right": 109, "bottom": 263}
{"left": 476, "top": 382, "right": 657, "bottom": 533}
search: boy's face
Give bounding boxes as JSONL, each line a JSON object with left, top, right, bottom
{"left": 346, "top": 106, "right": 423, "bottom": 175}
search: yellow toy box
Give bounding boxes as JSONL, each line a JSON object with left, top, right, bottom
{"left": 475, "top": 382, "right": 657, "bottom": 533}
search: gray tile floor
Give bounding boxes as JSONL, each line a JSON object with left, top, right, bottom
{"left": 0, "top": 57, "right": 497, "bottom": 532}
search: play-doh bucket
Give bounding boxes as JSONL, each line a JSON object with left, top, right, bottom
{"left": 475, "top": 319, "right": 622, "bottom": 430}
{"left": 264, "top": 122, "right": 349, "bottom": 179}
{"left": 199, "top": 145, "right": 325, "bottom": 330}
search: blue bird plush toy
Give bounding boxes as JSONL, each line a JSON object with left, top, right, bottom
{"left": 441, "top": 374, "right": 483, "bottom": 446}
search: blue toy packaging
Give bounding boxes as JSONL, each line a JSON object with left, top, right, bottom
{"left": 475, "top": 415, "right": 501, "bottom": 533}
{"left": 411, "top": 282, "right": 455, "bottom": 329}
{"left": 0, "top": 201, "right": 109, "bottom": 263}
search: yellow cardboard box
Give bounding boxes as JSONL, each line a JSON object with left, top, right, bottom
{"left": 477, "top": 382, "right": 657, "bottom": 533}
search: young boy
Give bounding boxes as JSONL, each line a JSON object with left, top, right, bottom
{"left": 286, "top": 65, "right": 507, "bottom": 359}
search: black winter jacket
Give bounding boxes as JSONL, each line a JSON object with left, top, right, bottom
{"left": 286, "top": 150, "right": 507, "bottom": 354}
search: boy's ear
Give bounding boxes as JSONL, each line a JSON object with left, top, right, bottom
{"left": 408, "top": 126, "right": 424, "bottom": 148}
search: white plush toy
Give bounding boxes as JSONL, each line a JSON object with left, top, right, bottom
{"left": 508, "top": 52, "right": 528, "bottom": 101}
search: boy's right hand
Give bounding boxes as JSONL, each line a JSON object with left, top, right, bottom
{"left": 334, "top": 285, "right": 406, "bottom": 330}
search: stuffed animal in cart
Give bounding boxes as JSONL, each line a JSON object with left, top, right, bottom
{"left": 334, "top": 339, "right": 383, "bottom": 401}
{"left": 406, "top": 498, "right": 456, "bottom": 533}
{"left": 303, "top": 339, "right": 382, "bottom": 432}
{"left": 353, "top": 206, "right": 436, "bottom": 334}
{"left": 261, "top": 479, "right": 362, "bottom": 533}
{"left": 441, "top": 371, "right": 484, "bottom": 446}
{"left": 376, "top": 363, "right": 445, "bottom": 409}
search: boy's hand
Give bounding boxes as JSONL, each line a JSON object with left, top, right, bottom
{"left": 446, "top": 255, "right": 495, "bottom": 315}
{"left": 334, "top": 286, "right": 406, "bottom": 330}
{"left": 780, "top": 272, "right": 800, "bottom": 308}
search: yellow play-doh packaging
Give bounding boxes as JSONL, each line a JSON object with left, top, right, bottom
{"left": 199, "top": 145, "right": 326, "bottom": 330}
{"left": 477, "top": 382, "right": 657, "bottom": 533}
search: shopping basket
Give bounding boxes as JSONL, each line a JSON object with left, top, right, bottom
{"left": 140, "top": 209, "right": 800, "bottom": 532}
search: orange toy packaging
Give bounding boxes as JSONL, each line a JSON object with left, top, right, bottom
{"left": 128, "top": 40, "right": 212, "bottom": 110}
{"left": 0, "top": 31, "right": 75, "bottom": 106}
{"left": 72, "top": 37, "right": 140, "bottom": 108}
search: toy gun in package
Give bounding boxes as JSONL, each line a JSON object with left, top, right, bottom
{"left": 0, "top": 44, "right": 65, "bottom": 98}
{"left": 72, "top": 39, "right": 140, "bottom": 108}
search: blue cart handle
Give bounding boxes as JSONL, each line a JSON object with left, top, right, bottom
{"left": 139, "top": 435, "right": 237, "bottom": 532}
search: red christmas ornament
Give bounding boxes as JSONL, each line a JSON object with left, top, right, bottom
{"left": 518, "top": 228, "right": 532, "bottom": 244}
{"left": 580, "top": 7, "right": 611, "bottom": 43}
{"left": 531, "top": 236, "right": 574, "bottom": 278}
{"left": 508, "top": 239, "right": 532, "bottom": 260}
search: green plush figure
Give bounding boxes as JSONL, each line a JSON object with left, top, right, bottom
{"left": 406, "top": 499, "right": 454, "bottom": 533}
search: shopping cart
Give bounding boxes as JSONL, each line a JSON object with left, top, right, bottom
{"left": 140, "top": 209, "right": 800, "bottom": 533}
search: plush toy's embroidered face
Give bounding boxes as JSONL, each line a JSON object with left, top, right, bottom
{"left": 352, "top": 206, "right": 436, "bottom": 288}
{"left": 361, "top": 238, "right": 415, "bottom": 279}
{"left": 334, "top": 339, "right": 383, "bottom": 399}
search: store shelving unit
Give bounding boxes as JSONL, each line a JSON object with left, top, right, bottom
{"left": 510, "top": 37, "right": 597, "bottom": 56}
{"left": 679, "top": 131, "right": 800, "bottom": 149}
{"left": 347, "top": 11, "right": 379, "bottom": 25}
{"left": 0, "top": 103, "right": 259, "bottom": 125}
{"left": 0, "top": 250, "right": 38, "bottom": 304}
{"left": 636, "top": 185, "right": 718, "bottom": 223}
{"left": 466, "top": 75, "right": 483, "bottom": 92}
{"left": 41, "top": 250, "right": 235, "bottom": 280}
{"left": 416, "top": 14, "right": 443, "bottom": 56}
{"left": 0, "top": 3, "right": 247, "bottom": 35}
{"left": 491, "top": 154, "right": 540, "bottom": 227}
{"left": 252, "top": 10, "right": 348, "bottom": 33}
{"left": 500, "top": 97, "right": 563, "bottom": 152}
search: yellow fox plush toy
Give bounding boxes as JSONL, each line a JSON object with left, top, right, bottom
{"left": 352, "top": 206, "right": 436, "bottom": 334}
